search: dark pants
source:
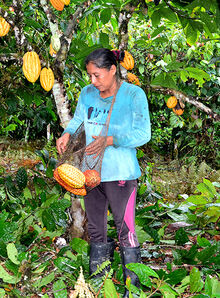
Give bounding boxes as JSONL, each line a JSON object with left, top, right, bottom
{"left": 84, "top": 180, "right": 139, "bottom": 247}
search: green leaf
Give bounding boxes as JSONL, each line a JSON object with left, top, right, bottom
{"left": 138, "top": 184, "right": 147, "bottom": 195}
{"left": 175, "top": 228, "right": 189, "bottom": 246}
{"left": 16, "top": 167, "right": 27, "bottom": 190}
{"left": 7, "top": 243, "right": 20, "bottom": 265}
{"left": 126, "top": 263, "right": 159, "bottom": 287}
{"left": 167, "top": 61, "right": 184, "bottom": 71}
{"left": 0, "top": 239, "right": 7, "bottom": 258}
{"left": 151, "top": 26, "right": 166, "bottom": 38}
{"left": 24, "top": 18, "right": 42, "bottom": 29}
{"left": 0, "top": 264, "right": 20, "bottom": 284}
{"left": 159, "top": 8, "right": 177, "bottom": 23}
{"left": 104, "top": 279, "right": 118, "bottom": 298}
{"left": 190, "top": 267, "right": 203, "bottom": 293}
{"left": 159, "top": 282, "right": 177, "bottom": 297}
{"left": 70, "top": 238, "right": 89, "bottom": 255}
{"left": 136, "top": 225, "right": 151, "bottom": 244}
{"left": 151, "top": 72, "right": 177, "bottom": 89}
{"left": 166, "top": 268, "right": 187, "bottom": 285}
{"left": 196, "top": 245, "right": 217, "bottom": 263}
{"left": 23, "top": 187, "right": 32, "bottom": 200}
{"left": 33, "top": 272, "right": 55, "bottom": 288}
{"left": 169, "top": 113, "right": 184, "bottom": 128}
{"left": 180, "top": 70, "right": 188, "bottom": 82}
{"left": 100, "top": 32, "right": 110, "bottom": 48}
{"left": 184, "top": 67, "right": 210, "bottom": 87}
{"left": 203, "top": 179, "right": 217, "bottom": 196}
{"left": 204, "top": 275, "right": 220, "bottom": 297}
{"left": 151, "top": 10, "right": 161, "bottom": 27}
{"left": 53, "top": 257, "right": 77, "bottom": 274}
{"left": 42, "top": 209, "right": 56, "bottom": 232}
{"left": 100, "top": 8, "right": 112, "bottom": 24}
{"left": 53, "top": 280, "right": 68, "bottom": 298}
{"left": 186, "top": 195, "right": 208, "bottom": 205}
{"left": 196, "top": 236, "right": 211, "bottom": 247}
{"left": 0, "top": 220, "right": 18, "bottom": 242}
{"left": 204, "top": 275, "right": 213, "bottom": 297}
{"left": 185, "top": 24, "right": 199, "bottom": 45}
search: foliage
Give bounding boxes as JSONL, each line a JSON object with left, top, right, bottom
{"left": 0, "top": 0, "right": 219, "bottom": 167}
{"left": 0, "top": 154, "right": 219, "bottom": 296}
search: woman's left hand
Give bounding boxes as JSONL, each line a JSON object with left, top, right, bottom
{"left": 85, "top": 136, "right": 113, "bottom": 158}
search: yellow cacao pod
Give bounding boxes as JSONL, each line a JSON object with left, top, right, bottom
{"left": 60, "top": 0, "right": 70, "bottom": 5}
{"left": 172, "top": 107, "right": 184, "bottom": 116}
{"left": 53, "top": 168, "right": 87, "bottom": 196}
{"left": 127, "top": 72, "right": 140, "bottom": 86}
{"left": 40, "top": 67, "right": 55, "bottom": 92}
{"left": 57, "top": 164, "right": 85, "bottom": 189}
{"left": 167, "top": 96, "right": 177, "bottom": 109}
{"left": 51, "top": 34, "right": 61, "bottom": 52}
{"left": 120, "top": 51, "right": 134, "bottom": 71}
{"left": 0, "top": 17, "right": 10, "bottom": 37}
{"left": 49, "top": 43, "right": 57, "bottom": 57}
{"left": 49, "top": 0, "right": 64, "bottom": 11}
{"left": 22, "top": 51, "right": 41, "bottom": 83}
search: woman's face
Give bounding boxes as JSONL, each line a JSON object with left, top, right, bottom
{"left": 86, "top": 62, "right": 117, "bottom": 93}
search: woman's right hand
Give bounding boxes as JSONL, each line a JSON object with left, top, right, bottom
{"left": 56, "top": 133, "right": 70, "bottom": 155}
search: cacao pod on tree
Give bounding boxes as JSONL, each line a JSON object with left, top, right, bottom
{"left": 166, "top": 96, "right": 178, "bottom": 108}
{"left": 49, "top": 43, "right": 57, "bottom": 57}
{"left": 172, "top": 107, "right": 184, "bottom": 115}
{"left": 120, "top": 51, "right": 134, "bottom": 70}
{"left": 51, "top": 34, "right": 61, "bottom": 52}
{"left": 127, "top": 72, "right": 140, "bottom": 85}
{"left": 57, "top": 164, "right": 85, "bottom": 188}
{"left": 0, "top": 17, "right": 10, "bottom": 37}
{"left": 54, "top": 168, "right": 87, "bottom": 196}
{"left": 22, "top": 51, "right": 41, "bottom": 83}
{"left": 49, "top": 0, "right": 64, "bottom": 11}
{"left": 83, "top": 170, "right": 101, "bottom": 188}
{"left": 60, "top": 0, "right": 70, "bottom": 5}
{"left": 40, "top": 67, "right": 55, "bottom": 91}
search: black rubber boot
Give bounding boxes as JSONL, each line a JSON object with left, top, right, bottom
{"left": 89, "top": 238, "right": 115, "bottom": 276}
{"left": 120, "top": 246, "right": 141, "bottom": 298}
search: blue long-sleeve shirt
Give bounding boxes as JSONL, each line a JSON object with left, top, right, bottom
{"left": 63, "top": 81, "right": 151, "bottom": 181}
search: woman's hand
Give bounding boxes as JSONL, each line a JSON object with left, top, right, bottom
{"left": 85, "top": 136, "right": 113, "bottom": 158}
{"left": 56, "top": 133, "right": 70, "bottom": 155}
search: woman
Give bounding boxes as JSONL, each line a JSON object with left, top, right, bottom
{"left": 56, "top": 48, "right": 151, "bottom": 297}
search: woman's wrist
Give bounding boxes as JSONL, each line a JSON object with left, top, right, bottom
{"left": 107, "top": 136, "right": 113, "bottom": 146}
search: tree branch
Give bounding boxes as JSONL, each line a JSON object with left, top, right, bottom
{"left": 148, "top": 85, "right": 220, "bottom": 120}
{"left": 0, "top": 53, "right": 21, "bottom": 63}
{"left": 163, "top": 0, "right": 199, "bottom": 20}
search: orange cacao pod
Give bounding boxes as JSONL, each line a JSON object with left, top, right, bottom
{"left": 167, "top": 96, "right": 177, "bottom": 109}
{"left": 22, "top": 51, "right": 41, "bottom": 83}
{"left": 40, "top": 67, "right": 55, "bottom": 91}
{"left": 54, "top": 169, "right": 87, "bottom": 196}
{"left": 84, "top": 170, "right": 101, "bottom": 188}
{"left": 120, "top": 51, "right": 134, "bottom": 70}
{"left": 49, "top": 43, "right": 57, "bottom": 57}
{"left": 49, "top": 0, "right": 64, "bottom": 11}
{"left": 172, "top": 107, "right": 184, "bottom": 116}
{"left": 57, "top": 164, "right": 85, "bottom": 188}
{"left": 0, "top": 17, "right": 10, "bottom": 37}
{"left": 127, "top": 72, "right": 140, "bottom": 85}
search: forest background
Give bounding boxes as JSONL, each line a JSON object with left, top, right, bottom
{"left": 0, "top": 0, "right": 220, "bottom": 297}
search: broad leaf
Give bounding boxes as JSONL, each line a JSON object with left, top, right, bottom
{"left": 7, "top": 243, "right": 20, "bottom": 265}
{"left": 104, "top": 279, "right": 118, "bottom": 298}
{"left": 190, "top": 267, "right": 203, "bottom": 293}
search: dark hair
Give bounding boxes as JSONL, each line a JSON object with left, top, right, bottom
{"left": 85, "top": 48, "right": 124, "bottom": 70}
